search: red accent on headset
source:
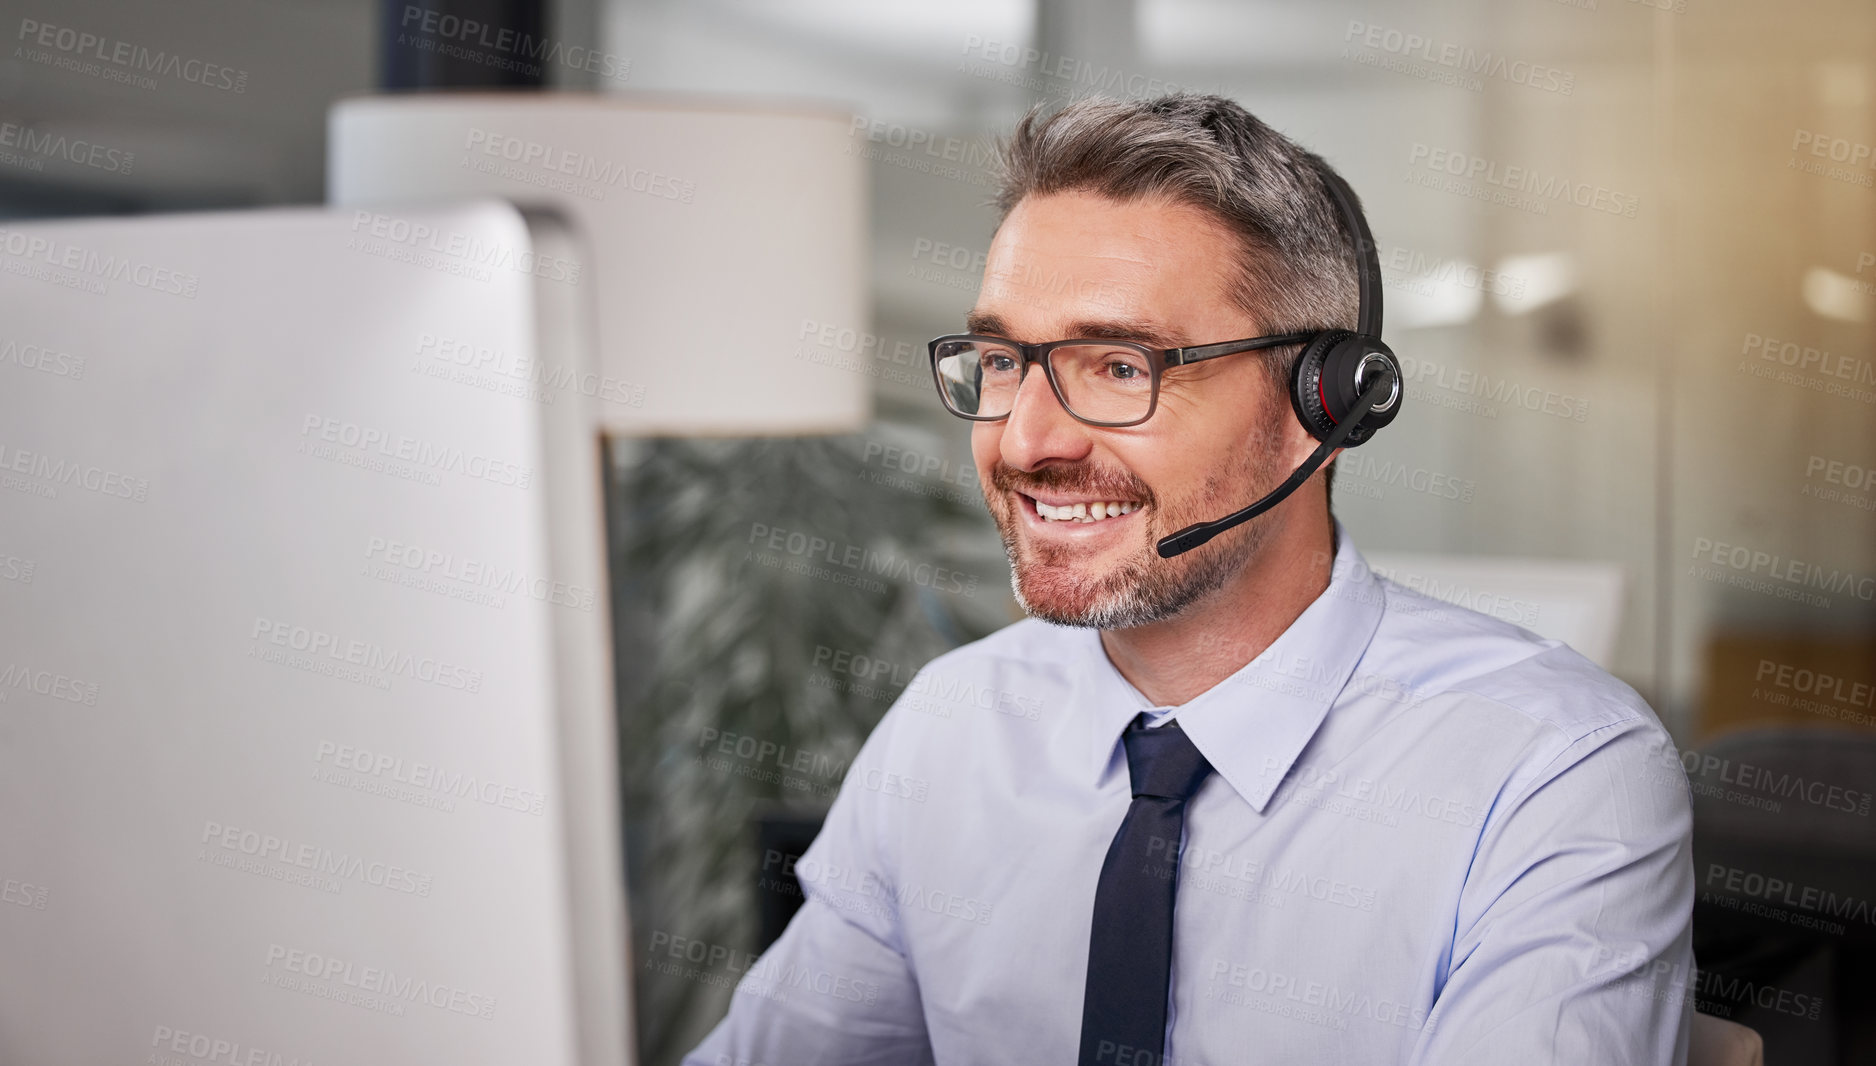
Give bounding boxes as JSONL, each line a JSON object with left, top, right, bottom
{"left": 1318, "top": 376, "right": 1338, "bottom": 425}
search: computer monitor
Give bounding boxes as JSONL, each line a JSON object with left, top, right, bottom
{"left": 0, "top": 200, "right": 631, "bottom": 1065}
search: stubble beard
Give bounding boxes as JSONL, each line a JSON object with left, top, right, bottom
{"left": 988, "top": 416, "right": 1290, "bottom": 630}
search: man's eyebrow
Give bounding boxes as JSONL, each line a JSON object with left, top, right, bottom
{"left": 965, "top": 310, "right": 1007, "bottom": 336}
{"left": 963, "top": 312, "right": 1190, "bottom": 349}
{"left": 1067, "top": 319, "right": 1190, "bottom": 348}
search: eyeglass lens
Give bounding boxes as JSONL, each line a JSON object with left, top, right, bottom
{"left": 933, "top": 338, "right": 1154, "bottom": 423}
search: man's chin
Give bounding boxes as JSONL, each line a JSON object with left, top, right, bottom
{"left": 1005, "top": 518, "right": 1256, "bottom": 630}
{"left": 993, "top": 512, "right": 1170, "bottom": 627}
{"left": 1011, "top": 581, "right": 1105, "bottom": 628}
{"left": 1009, "top": 554, "right": 1141, "bottom": 628}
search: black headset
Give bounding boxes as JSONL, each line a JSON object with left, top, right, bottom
{"left": 1156, "top": 167, "right": 1402, "bottom": 559}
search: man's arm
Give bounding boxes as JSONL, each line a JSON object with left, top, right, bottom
{"left": 680, "top": 894, "right": 934, "bottom": 1066}
{"left": 1407, "top": 716, "right": 1696, "bottom": 1066}
{"left": 682, "top": 705, "right": 935, "bottom": 1066}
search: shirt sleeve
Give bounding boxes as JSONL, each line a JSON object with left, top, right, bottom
{"left": 682, "top": 702, "right": 935, "bottom": 1066}
{"left": 1407, "top": 716, "right": 1696, "bottom": 1066}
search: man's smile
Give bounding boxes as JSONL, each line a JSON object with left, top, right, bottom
{"left": 1014, "top": 490, "right": 1148, "bottom": 534}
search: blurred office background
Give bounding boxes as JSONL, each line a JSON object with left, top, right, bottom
{"left": 4, "top": 0, "right": 1874, "bottom": 1062}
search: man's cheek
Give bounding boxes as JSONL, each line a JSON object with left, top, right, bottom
{"left": 970, "top": 431, "right": 1001, "bottom": 491}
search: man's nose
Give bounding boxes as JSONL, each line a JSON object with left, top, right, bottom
{"left": 999, "top": 362, "right": 1093, "bottom": 469}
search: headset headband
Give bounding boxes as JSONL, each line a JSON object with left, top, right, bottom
{"left": 1317, "top": 167, "right": 1382, "bottom": 340}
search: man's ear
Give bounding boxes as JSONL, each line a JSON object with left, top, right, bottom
{"left": 1279, "top": 408, "right": 1323, "bottom": 471}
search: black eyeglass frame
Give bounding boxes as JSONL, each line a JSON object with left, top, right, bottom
{"left": 927, "top": 331, "right": 1318, "bottom": 428}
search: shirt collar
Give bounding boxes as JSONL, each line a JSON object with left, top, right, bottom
{"left": 1071, "top": 521, "right": 1386, "bottom": 812}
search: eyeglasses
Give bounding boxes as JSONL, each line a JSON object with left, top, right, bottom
{"left": 927, "top": 331, "right": 1316, "bottom": 427}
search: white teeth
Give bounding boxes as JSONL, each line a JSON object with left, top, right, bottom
{"left": 1032, "top": 498, "right": 1141, "bottom": 523}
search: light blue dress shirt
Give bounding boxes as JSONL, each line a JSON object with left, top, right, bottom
{"left": 685, "top": 523, "right": 1695, "bottom": 1065}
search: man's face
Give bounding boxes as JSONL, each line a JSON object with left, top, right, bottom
{"left": 967, "top": 190, "right": 1318, "bottom": 629}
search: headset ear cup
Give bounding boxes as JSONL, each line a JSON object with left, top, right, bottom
{"left": 1318, "top": 335, "right": 1400, "bottom": 446}
{"left": 1289, "top": 331, "right": 1401, "bottom": 447}
{"left": 1288, "top": 330, "right": 1349, "bottom": 443}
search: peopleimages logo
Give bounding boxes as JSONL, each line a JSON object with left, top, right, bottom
{"left": 0, "top": 337, "right": 86, "bottom": 379}
{"left": 1807, "top": 454, "right": 1876, "bottom": 494}
{"left": 460, "top": 128, "right": 693, "bottom": 203}
{"left": 1706, "top": 863, "right": 1875, "bottom": 927}
{"left": 264, "top": 943, "right": 497, "bottom": 1020}
{"left": 1790, "top": 128, "right": 1876, "bottom": 187}
{"left": 957, "top": 34, "right": 1186, "bottom": 99}
{"left": 365, "top": 535, "right": 598, "bottom": 612}
{"left": 1407, "top": 144, "right": 1637, "bottom": 217}
{"left": 249, "top": 616, "right": 484, "bottom": 694}
{"left": 0, "top": 438, "right": 150, "bottom": 500}
{"left": 1665, "top": 740, "right": 1873, "bottom": 816}
{"left": 148, "top": 1025, "right": 310, "bottom": 1066}
{"left": 698, "top": 726, "right": 850, "bottom": 782}
{"left": 1, "top": 876, "right": 48, "bottom": 910}
{"left": 16, "top": 18, "right": 249, "bottom": 93}
{"left": 1691, "top": 537, "right": 1876, "bottom": 603}
{"left": 315, "top": 741, "right": 546, "bottom": 815}
{"left": 745, "top": 522, "right": 980, "bottom": 597}
{"left": 1396, "top": 355, "right": 1590, "bottom": 422}
{"left": 849, "top": 116, "right": 999, "bottom": 170}
{"left": 0, "top": 121, "right": 133, "bottom": 174}
{"left": 1345, "top": 21, "right": 1575, "bottom": 95}
{"left": 1382, "top": 246, "right": 1526, "bottom": 299}
{"left": 397, "top": 4, "right": 632, "bottom": 83}
{"left": 0, "top": 661, "right": 100, "bottom": 705}
{"left": 347, "top": 210, "right": 582, "bottom": 284}
{"left": 0, "top": 227, "right": 200, "bottom": 298}
{"left": 199, "top": 819, "right": 434, "bottom": 897}
{"left": 298, "top": 412, "right": 533, "bottom": 490}
{"left": 1336, "top": 453, "right": 1477, "bottom": 503}
{"left": 1740, "top": 333, "right": 1876, "bottom": 385}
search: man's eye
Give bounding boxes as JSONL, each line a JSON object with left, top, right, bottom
{"left": 983, "top": 352, "right": 1018, "bottom": 372}
{"left": 1108, "top": 362, "right": 1142, "bottom": 380}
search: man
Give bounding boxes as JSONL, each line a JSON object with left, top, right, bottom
{"left": 686, "top": 93, "right": 1694, "bottom": 1065}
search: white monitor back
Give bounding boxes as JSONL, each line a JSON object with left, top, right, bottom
{"left": 0, "top": 201, "right": 630, "bottom": 1065}
{"left": 1361, "top": 551, "right": 1627, "bottom": 670}
{"left": 327, "top": 93, "right": 872, "bottom": 437}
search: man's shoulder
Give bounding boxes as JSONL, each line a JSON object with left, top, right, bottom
{"left": 1363, "top": 573, "right": 1662, "bottom": 748}
{"left": 863, "top": 618, "right": 1078, "bottom": 739}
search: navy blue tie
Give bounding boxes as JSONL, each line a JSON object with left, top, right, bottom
{"left": 1078, "top": 713, "right": 1215, "bottom": 1066}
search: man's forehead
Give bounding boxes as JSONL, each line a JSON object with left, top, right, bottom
{"left": 996, "top": 188, "right": 1229, "bottom": 245}
{"left": 978, "top": 191, "right": 1242, "bottom": 338}
{"left": 982, "top": 212, "right": 1172, "bottom": 288}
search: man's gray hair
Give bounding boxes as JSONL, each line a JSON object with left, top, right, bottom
{"left": 992, "top": 91, "right": 1364, "bottom": 509}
